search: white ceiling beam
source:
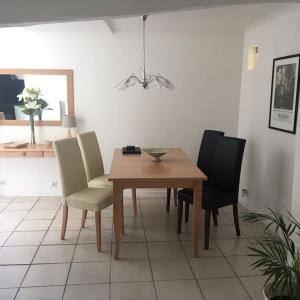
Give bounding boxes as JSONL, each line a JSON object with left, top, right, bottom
{"left": 104, "top": 19, "right": 115, "bottom": 35}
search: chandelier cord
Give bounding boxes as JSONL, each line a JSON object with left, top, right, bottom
{"left": 142, "top": 15, "right": 146, "bottom": 82}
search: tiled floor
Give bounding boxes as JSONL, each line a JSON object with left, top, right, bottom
{"left": 0, "top": 195, "right": 266, "bottom": 300}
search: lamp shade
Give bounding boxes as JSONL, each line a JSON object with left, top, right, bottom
{"left": 62, "top": 115, "right": 76, "bottom": 128}
{"left": 0, "top": 112, "right": 5, "bottom": 120}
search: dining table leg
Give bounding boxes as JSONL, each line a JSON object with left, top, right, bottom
{"left": 113, "top": 182, "right": 122, "bottom": 259}
{"left": 192, "top": 181, "right": 202, "bottom": 257}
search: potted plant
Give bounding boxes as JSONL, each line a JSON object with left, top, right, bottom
{"left": 17, "top": 88, "right": 52, "bottom": 144}
{"left": 243, "top": 209, "right": 300, "bottom": 300}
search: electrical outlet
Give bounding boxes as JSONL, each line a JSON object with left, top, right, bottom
{"left": 242, "top": 189, "right": 248, "bottom": 197}
{"left": 0, "top": 179, "right": 7, "bottom": 186}
{"left": 51, "top": 181, "right": 58, "bottom": 188}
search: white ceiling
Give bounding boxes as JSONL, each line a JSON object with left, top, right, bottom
{"left": 112, "top": 4, "right": 290, "bottom": 32}
{"left": 0, "top": 0, "right": 298, "bottom": 28}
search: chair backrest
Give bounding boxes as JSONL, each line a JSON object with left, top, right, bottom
{"left": 54, "top": 137, "right": 88, "bottom": 197}
{"left": 197, "top": 130, "right": 225, "bottom": 178}
{"left": 77, "top": 131, "right": 105, "bottom": 182}
{"left": 210, "top": 136, "right": 246, "bottom": 192}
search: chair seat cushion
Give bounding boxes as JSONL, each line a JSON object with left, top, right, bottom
{"left": 88, "top": 174, "right": 112, "bottom": 188}
{"left": 178, "top": 186, "right": 237, "bottom": 209}
{"left": 64, "top": 187, "right": 112, "bottom": 211}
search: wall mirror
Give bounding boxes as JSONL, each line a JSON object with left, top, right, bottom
{"left": 0, "top": 69, "right": 74, "bottom": 126}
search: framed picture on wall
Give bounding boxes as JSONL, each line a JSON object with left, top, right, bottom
{"left": 269, "top": 54, "right": 300, "bottom": 134}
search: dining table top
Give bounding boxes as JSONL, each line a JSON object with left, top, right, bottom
{"left": 108, "top": 148, "right": 207, "bottom": 182}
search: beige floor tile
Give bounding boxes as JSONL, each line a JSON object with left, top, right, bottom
{"left": 32, "top": 201, "right": 61, "bottom": 211}
{"left": 4, "top": 202, "right": 35, "bottom": 211}
{"left": 0, "top": 288, "right": 17, "bottom": 300}
{"left": 190, "top": 257, "right": 235, "bottom": 279}
{"left": 0, "top": 196, "right": 14, "bottom": 202}
{"left": 22, "top": 263, "right": 70, "bottom": 287}
{"left": 68, "top": 262, "right": 110, "bottom": 284}
{"left": 111, "top": 282, "right": 156, "bottom": 300}
{"left": 115, "top": 228, "right": 145, "bottom": 243}
{"left": 73, "top": 243, "right": 111, "bottom": 262}
{"left": 64, "top": 284, "right": 110, "bottom": 300}
{"left": 143, "top": 215, "right": 176, "bottom": 228}
{"left": 182, "top": 240, "right": 222, "bottom": 258}
{"left": 0, "top": 210, "right": 27, "bottom": 220}
{"left": 56, "top": 207, "right": 82, "bottom": 219}
{"left": 42, "top": 230, "right": 79, "bottom": 245}
{"left": 240, "top": 224, "right": 267, "bottom": 238}
{"left": 85, "top": 217, "right": 113, "bottom": 230}
{"left": 151, "top": 258, "right": 194, "bottom": 280}
{"left": 0, "top": 265, "right": 29, "bottom": 288}
{"left": 123, "top": 216, "right": 143, "bottom": 229}
{"left": 5, "top": 231, "right": 46, "bottom": 246}
{"left": 78, "top": 229, "right": 112, "bottom": 244}
{"left": 199, "top": 277, "right": 250, "bottom": 300}
{"left": 16, "top": 286, "right": 65, "bottom": 300}
{"left": 227, "top": 255, "right": 262, "bottom": 276}
{"left": 216, "top": 238, "right": 251, "bottom": 256}
{"left": 111, "top": 259, "right": 152, "bottom": 282}
{"left": 211, "top": 225, "right": 244, "bottom": 239}
{"left": 148, "top": 241, "right": 185, "bottom": 259}
{"left": 13, "top": 196, "right": 39, "bottom": 202}
{"left": 0, "top": 221, "right": 19, "bottom": 232}
{"left": 49, "top": 218, "right": 81, "bottom": 230}
{"left": 16, "top": 219, "right": 52, "bottom": 231}
{"left": 0, "top": 246, "right": 37, "bottom": 264}
{"left": 155, "top": 280, "right": 203, "bottom": 300}
{"left": 145, "top": 228, "right": 178, "bottom": 241}
{"left": 0, "top": 231, "right": 11, "bottom": 246}
{"left": 25, "top": 210, "right": 57, "bottom": 220}
{"left": 240, "top": 276, "right": 266, "bottom": 300}
{"left": 112, "top": 242, "right": 148, "bottom": 260}
{"left": 38, "top": 196, "right": 62, "bottom": 202}
{"left": 33, "top": 245, "right": 75, "bottom": 263}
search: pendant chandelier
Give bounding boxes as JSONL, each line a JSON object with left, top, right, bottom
{"left": 116, "top": 15, "right": 174, "bottom": 90}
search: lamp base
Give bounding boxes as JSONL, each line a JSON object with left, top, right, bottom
{"left": 67, "top": 128, "right": 72, "bottom": 138}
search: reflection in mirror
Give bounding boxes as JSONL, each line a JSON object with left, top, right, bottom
{"left": 0, "top": 74, "right": 68, "bottom": 121}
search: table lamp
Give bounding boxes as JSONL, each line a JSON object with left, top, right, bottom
{"left": 62, "top": 115, "right": 76, "bottom": 138}
{"left": 0, "top": 112, "right": 5, "bottom": 120}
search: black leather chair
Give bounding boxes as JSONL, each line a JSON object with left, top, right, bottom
{"left": 166, "top": 130, "right": 225, "bottom": 212}
{"left": 177, "top": 136, "right": 246, "bottom": 249}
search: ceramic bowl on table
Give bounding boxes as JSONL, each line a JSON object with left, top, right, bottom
{"left": 143, "top": 148, "right": 170, "bottom": 162}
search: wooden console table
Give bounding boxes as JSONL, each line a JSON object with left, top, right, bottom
{"left": 0, "top": 144, "right": 55, "bottom": 157}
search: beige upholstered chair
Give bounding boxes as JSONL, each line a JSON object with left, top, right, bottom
{"left": 54, "top": 137, "right": 113, "bottom": 251}
{"left": 77, "top": 131, "right": 138, "bottom": 216}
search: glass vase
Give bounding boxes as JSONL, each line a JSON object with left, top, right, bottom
{"left": 29, "top": 114, "right": 36, "bottom": 145}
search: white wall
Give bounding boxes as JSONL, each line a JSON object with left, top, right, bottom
{"left": 0, "top": 21, "right": 243, "bottom": 196}
{"left": 238, "top": 5, "right": 300, "bottom": 217}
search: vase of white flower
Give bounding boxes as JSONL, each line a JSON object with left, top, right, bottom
{"left": 17, "top": 88, "right": 52, "bottom": 145}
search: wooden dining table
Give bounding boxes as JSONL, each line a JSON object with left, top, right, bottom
{"left": 108, "top": 148, "right": 207, "bottom": 259}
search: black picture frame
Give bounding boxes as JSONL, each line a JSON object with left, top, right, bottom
{"left": 268, "top": 54, "right": 300, "bottom": 134}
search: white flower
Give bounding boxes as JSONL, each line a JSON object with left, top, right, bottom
{"left": 25, "top": 101, "right": 40, "bottom": 110}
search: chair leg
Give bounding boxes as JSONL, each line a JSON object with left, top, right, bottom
{"left": 177, "top": 199, "right": 183, "bottom": 233}
{"left": 95, "top": 211, "right": 101, "bottom": 252}
{"left": 61, "top": 205, "right": 68, "bottom": 240}
{"left": 233, "top": 203, "right": 240, "bottom": 236}
{"left": 204, "top": 209, "right": 211, "bottom": 250}
{"left": 173, "top": 188, "right": 178, "bottom": 207}
{"left": 184, "top": 202, "right": 190, "bottom": 223}
{"left": 166, "top": 188, "right": 171, "bottom": 212}
{"left": 132, "top": 188, "right": 138, "bottom": 215}
{"left": 121, "top": 194, "right": 124, "bottom": 235}
{"left": 212, "top": 209, "right": 218, "bottom": 226}
{"left": 81, "top": 209, "right": 88, "bottom": 228}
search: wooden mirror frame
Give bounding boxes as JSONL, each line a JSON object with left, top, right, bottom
{"left": 0, "top": 68, "right": 74, "bottom": 126}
